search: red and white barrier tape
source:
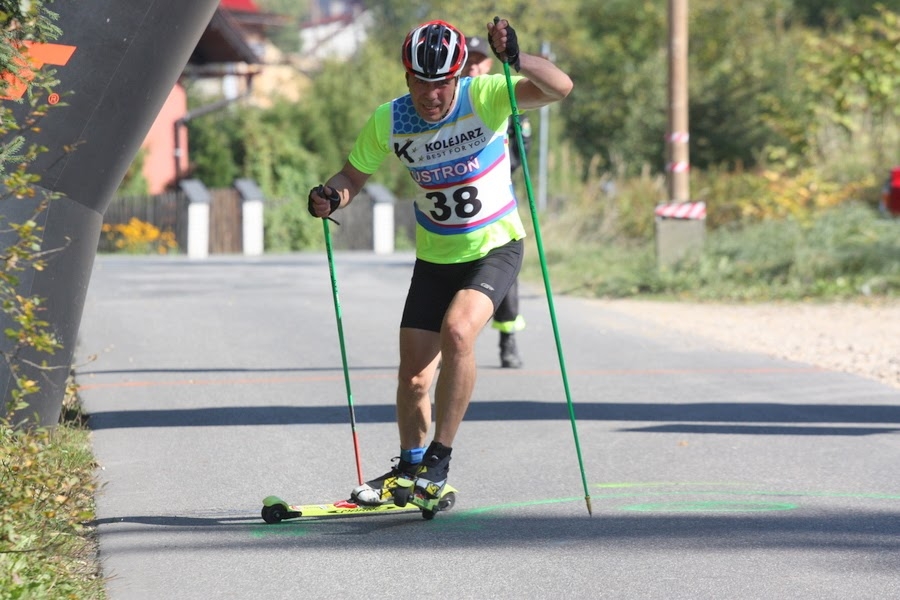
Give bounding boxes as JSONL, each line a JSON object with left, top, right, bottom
{"left": 666, "top": 161, "right": 690, "bottom": 173}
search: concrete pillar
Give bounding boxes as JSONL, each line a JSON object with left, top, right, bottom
{"left": 654, "top": 202, "right": 707, "bottom": 268}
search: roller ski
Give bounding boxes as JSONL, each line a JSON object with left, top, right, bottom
{"left": 262, "top": 446, "right": 458, "bottom": 523}
{"left": 260, "top": 485, "right": 457, "bottom": 523}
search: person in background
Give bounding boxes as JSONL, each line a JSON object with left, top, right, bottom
{"left": 464, "top": 34, "right": 530, "bottom": 369}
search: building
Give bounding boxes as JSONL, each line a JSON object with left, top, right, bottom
{"left": 139, "top": 0, "right": 299, "bottom": 194}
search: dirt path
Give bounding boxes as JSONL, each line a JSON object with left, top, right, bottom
{"left": 595, "top": 298, "right": 900, "bottom": 390}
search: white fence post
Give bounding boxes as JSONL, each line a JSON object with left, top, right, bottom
{"left": 179, "top": 179, "right": 210, "bottom": 260}
{"left": 234, "top": 178, "right": 264, "bottom": 256}
{"left": 365, "top": 182, "right": 395, "bottom": 255}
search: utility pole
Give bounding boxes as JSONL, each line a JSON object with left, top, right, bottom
{"left": 667, "top": 0, "right": 690, "bottom": 203}
{"left": 656, "top": 0, "right": 704, "bottom": 267}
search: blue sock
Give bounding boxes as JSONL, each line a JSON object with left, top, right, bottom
{"left": 401, "top": 446, "right": 426, "bottom": 465}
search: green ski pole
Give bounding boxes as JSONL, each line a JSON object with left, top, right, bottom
{"left": 322, "top": 217, "right": 365, "bottom": 486}
{"left": 494, "top": 17, "right": 592, "bottom": 515}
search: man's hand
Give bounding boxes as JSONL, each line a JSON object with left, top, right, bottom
{"left": 488, "top": 18, "right": 520, "bottom": 72}
{"left": 307, "top": 185, "right": 341, "bottom": 218}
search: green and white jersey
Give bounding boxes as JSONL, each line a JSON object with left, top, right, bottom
{"left": 348, "top": 74, "right": 527, "bottom": 264}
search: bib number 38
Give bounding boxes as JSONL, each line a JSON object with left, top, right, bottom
{"left": 426, "top": 186, "right": 482, "bottom": 222}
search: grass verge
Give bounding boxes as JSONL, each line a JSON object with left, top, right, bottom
{"left": 1, "top": 393, "right": 105, "bottom": 600}
{"left": 522, "top": 201, "right": 900, "bottom": 302}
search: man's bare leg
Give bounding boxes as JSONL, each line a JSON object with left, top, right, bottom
{"left": 396, "top": 288, "right": 495, "bottom": 501}
{"left": 432, "top": 288, "right": 495, "bottom": 446}
{"left": 396, "top": 327, "right": 441, "bottom": 449}
{"left": 349, "top": 329, "right": 439, "bottom": 505}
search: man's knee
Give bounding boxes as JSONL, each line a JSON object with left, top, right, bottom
{"left": 440, "top": 319, "right": 479, "bottom": 357}
{"left": 397, "top": 368, "right": 433, "bottom": 397}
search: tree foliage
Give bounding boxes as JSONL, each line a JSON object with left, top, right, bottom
{"left": 799, "top": 7, "right": 900, "bottom": 137}
{"left": 250, "top": 0, "right": 310, "bottom": 53}
{"left": 187, "top": 0, "right": 900, "bottom": 227}
{"left": 187, "top": 41, "right": 410, "bottom": 199}
{"left": 793, "top": 0, "right": 900, "bottom": 27}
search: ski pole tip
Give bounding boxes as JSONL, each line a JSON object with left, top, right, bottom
{"left": 585, "top": 496, "right": 593, "bottom": 516}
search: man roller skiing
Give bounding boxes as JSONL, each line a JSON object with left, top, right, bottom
{"left": 307, "top": 18, "right": 573, "bottom": 505}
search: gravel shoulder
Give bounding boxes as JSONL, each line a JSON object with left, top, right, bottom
{"left": 595, "top": 298, "right": 900, "bottom": 390}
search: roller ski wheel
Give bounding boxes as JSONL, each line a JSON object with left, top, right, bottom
{"left": 261, "top": 502, "right": 288, "bottom": 524}
{"left": 261, "top": 495, "right": 303, "bottom": 523}
{"left": 438, "top": 491, "right": 456, "bottom": 511}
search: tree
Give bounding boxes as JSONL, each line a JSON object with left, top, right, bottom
{"left": 687, "top": 2, "right": 807, "bottom": 170}
{"left": 562, "top": 0, "right": 668, "bottom": 172}
{"left": 250, "top": 0, "right": 309, "bottom": 54}
{"left": 562, "top": 0, "right": 816, "bottom": 174}
{"left": 185, "top": 0, "right": 899, "bottom": 220}
{"left": 799, "top": 7, "right": 900, "bottom": 147}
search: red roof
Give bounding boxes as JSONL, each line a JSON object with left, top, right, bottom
{"left": 220, "top": 0, "right": 259, "bottom": 12}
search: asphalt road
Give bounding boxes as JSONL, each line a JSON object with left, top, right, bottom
{"left": 76, "top": 252, "right": 900, "bottom": 600}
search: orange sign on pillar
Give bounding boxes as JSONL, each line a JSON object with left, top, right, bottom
{"left": 1, "top": 42, "right": 76, "bottom": 102}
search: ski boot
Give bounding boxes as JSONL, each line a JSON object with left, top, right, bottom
{"left": 350, "top": 457, "right": 418, "bottom": 506}
{"left": 393, "top": 443, "right": 452, "bottom": 517}
{"left": 500, "top": 332, "right": 523, "bottom": 369}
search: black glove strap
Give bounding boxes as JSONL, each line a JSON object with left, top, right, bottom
{"left": 505, "top": 26, "right": 520, "bottom": 72}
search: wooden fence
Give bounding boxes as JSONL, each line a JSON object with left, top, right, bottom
{"left": 101, "top": 187, "right": 416, "bottom": 254}
{"left": 208, "top": 188, "right": 242, "bottom": 254}
{"left": 100, "top": 191, "right": 187, "bottom": 252}
{"left": 101, "top": 188, "right": 243, "bottom": 254}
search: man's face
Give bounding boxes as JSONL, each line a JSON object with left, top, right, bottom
{"left": 464, "top": 52, "right": 492, "bottom": 77}
{"left": 406, "top": 73, "right": 459, "bottom": 123}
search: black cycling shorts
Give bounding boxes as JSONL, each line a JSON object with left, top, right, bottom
{"left": 400, "top": 239, "right": 524, "bottom": 332}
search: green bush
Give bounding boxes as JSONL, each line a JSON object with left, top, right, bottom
{"left": 264, "top": 197, "right": 322, "bottom": 252}
{"left": 666, "top": 202, "right": 899, "bottom": 300}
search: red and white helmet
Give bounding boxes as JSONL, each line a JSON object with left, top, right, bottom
{"left": 402, "top": 20, "right": 468, "bottom": 82}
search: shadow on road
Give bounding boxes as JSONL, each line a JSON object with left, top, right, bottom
{"left": 88, "top": 508, "right": 900, "bottom": 559}
{"left": 87, "top": 400, "right": 900, "bottom": 435}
